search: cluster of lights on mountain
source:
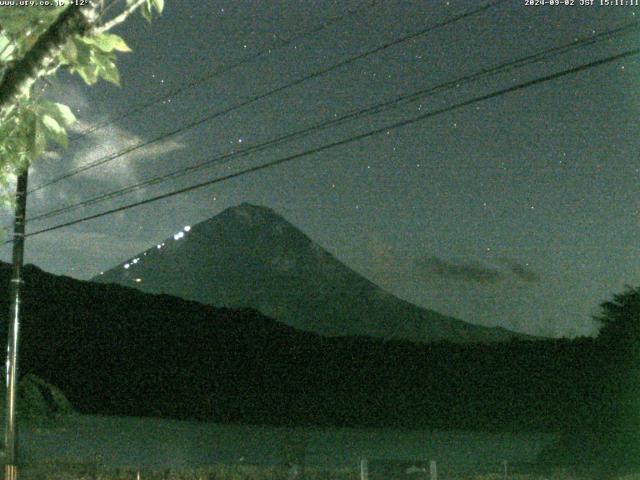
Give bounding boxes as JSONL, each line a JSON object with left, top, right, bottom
{"left": 98, "top": 226, "right": 192, "bottom": 278}
{"left": 172, "top": 225, "right": 192, "bottom": 240}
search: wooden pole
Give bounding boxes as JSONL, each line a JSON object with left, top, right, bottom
{"left": 360, "top": 458, "right": 368, "bottom": 480}
{"left": 429, "top": 460, "right": 437, "bottom": 480}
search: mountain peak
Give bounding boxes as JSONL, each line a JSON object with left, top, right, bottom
{"left": 230, "top": 202, "right": 274, "bottom": 214}
{"left": 216, "top": 203, "right": 285, "bottom": 226}
{"left": 94, "top": 204, "right": 528, "bottom": 343}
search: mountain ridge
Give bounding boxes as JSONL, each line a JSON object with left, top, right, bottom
{"left": 0, "top": 261, "right": 585, "bottom": 431}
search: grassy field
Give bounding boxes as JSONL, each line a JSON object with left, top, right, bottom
{"left": 16, "top": 415, "right": 556, "bottom": 469}
{"left": 10, "top": 414, "right": 614, "bottom": 480}
{"left": 12, "top": 461, "right": 640, "bottom": 480}
{"left": 17, "top": 462, "right": 357, "bottom": 480}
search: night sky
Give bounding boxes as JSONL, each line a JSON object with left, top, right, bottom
{"left": 1, "top": 0, "right": 639, "bottom": 338}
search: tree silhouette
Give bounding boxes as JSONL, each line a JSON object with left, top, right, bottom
{"left": 592, "top": 285, "right": 640, "bottom": 472}
{"left": 595, "top": 285, "right": 640, "bottom": 347}
{"left": 540, "top": 286, "right": 640, "bottom": 474}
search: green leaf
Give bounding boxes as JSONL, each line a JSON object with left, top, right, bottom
{"left": 82, "top": 33, "right": 131, "bottom": 53}
{"left": 76, "top": 64, "right": 99, "bottom": 85}
{"left": 58, "top": 38, "right": 78, "bottom": 65}
{"left": 98, "top": 57, "right": 120, "bottom": 86}
{"left": 16, "top": 80, "right": 32, "bottom": 100}
{"left": 0, "top": 11, "right": 37, "bottom": 35}
{"left": 69, "top": 36, "right": 126, "bottom": 86}
{"left": 26, "top": 111, "right": 46, "bottom": 161}
{"left": 141, "top": 1, "right": 153, "bottom": 21}
{"left": 67, "top": 35, "right": 95, "bottom": 83}
{"left": 0, "top": 33, "right": 15, "bottom": 62}
{"left": 151, "top": 0, "right": 164, "bottom": 14}
{"left": 39, "top": 101, "right": 76, "bottom": 127}
{"left": 39, "top": 114, "right": 68, "bottom": 149}
{"left": 89, "top": 49, "right": 120, "bottom": 86}
{"left": 0, "top": 7, "right": 63, "bottom": 36}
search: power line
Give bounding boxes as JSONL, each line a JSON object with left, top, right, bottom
{"left": 29, "top": 0, "right": 503, "bottom": 194}
{"left": 24, "top": 20, "right": 640, "bottom": 225}
{"left": 9, "top": 47, "right": 637, "bottom": 243}
{"left": 69, "top": 0, "right": 378, "bottom": 142}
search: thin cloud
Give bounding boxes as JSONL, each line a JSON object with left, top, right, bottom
{"left": 46, "top": 82, "right": 186, "bottom": 186}
{"left": 29, "top": 83, "right": 186, "bottom": 212}
{"left": 415, "top": 256, "right": 541, "bottom": 285}
{"left": 499, "top": 258, "right": 541, "bottom": 283}
{"left": 416, "top": 256, "right": 502, "bottom": 283}
{"left": 71, "top": 123, "right": 186, "bottom": 180}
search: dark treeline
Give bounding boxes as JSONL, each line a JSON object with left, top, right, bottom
{"left": 0, "top": 263, "right": 637, "bottom": 467}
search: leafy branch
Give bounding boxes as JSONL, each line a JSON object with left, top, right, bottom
{"left": 0, "top": 0, "right": 164, "bottom": 206}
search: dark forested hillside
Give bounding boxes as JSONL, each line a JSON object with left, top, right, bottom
{"left": 0, "top": 262, "right": 617, "bottom": 435}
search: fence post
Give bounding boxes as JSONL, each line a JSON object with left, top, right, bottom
{"left": 429, "top": 460, "right": 437, "bottom": 480}
{"left": 502, "top": 460, "right": 508, "bottom": 480}
{"left": 360, "top": 458, "right": 369, "bottom": 480}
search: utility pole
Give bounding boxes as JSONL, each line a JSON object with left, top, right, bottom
{"left": 0, "top": 9, "right": 94, "bottom": 478}
{"left": 3, "top": 169, "right": 28, "bottom": 480}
